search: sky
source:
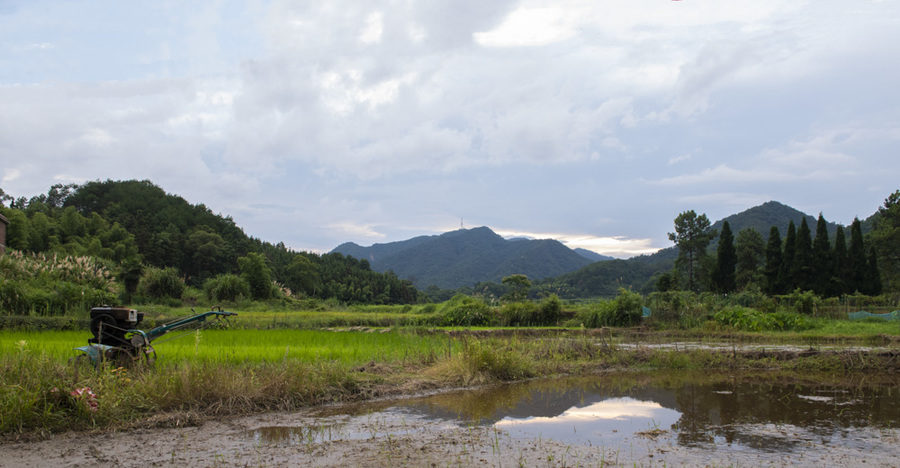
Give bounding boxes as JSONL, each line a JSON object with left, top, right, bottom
{"left": 1, "top": 0, "right": 898, "bottom": 258}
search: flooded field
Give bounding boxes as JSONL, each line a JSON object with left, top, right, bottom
{"left": 5, "top": 369, "right": 898, "bottom": 467}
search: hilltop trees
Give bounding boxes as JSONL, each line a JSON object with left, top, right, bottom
{"left": 757, "top": 215, "right": 881, "bottom": 297}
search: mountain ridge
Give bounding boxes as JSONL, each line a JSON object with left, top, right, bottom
{"left": 330, "top": 226, "right": 595, "bottom": 289}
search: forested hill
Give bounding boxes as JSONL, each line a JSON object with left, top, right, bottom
{"left": 539, "top": 200, "right": 874, "bottom": 298}
{"left": 0, "top": 180, "right": 421, "bottom": 305}
{"left": 710, "top": 201, "right": 841, "bottom": 241}
{"left": 331, "top": 226, "right": 595, "bottom": 289}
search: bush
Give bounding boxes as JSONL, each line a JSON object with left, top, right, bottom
{"left": 438, "top": 294, "right": 494, "bottom": 327}
{"left": 713, "top": 306, "right": 812, "bottom": 332}
{"left": 498, "top": 302, "right": 539, "bottom": 326}
{"left": 203, "top": 274, "right": 251, "bottom": 302}
{"left": 789, "top": 290, "right": 819, "bottom": 315}
{"left": 498, "top": 294, "right": 562, "bottom": 326}
{"left": 578, "top": 289, "right": 644, "bottom": 328}
{"left": 138, "top": 267, "right": 185, "bottom": 300}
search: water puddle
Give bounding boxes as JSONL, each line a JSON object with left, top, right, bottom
{"left": 246, "top": 370, "right": 900, "bottom": 463}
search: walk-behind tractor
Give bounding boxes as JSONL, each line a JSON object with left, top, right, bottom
{"left": 75, "top": 306, "right": 237, "bottom": 366}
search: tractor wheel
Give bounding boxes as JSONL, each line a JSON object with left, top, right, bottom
{"left": 89, "top": 314, "right": 117, "bottom": 342}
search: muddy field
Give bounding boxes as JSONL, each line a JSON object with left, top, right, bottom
{"left": 3, "top": 405, "right": 898, "bottom": 467}
{"left": 4, "top": 370, "right": 899, "bottom": 468}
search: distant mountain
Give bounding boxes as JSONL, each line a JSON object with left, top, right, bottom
{"left": 543, "top": 200, "right": 855, "bottom": 298}
{"left": 573, "top": 248, "right": 615, "bottom": 262}
{"left": 710, "top": 201, "right": 839, "bottom": 239}
{"left": 331, "top": 227, "right": 595, "bottom": 289}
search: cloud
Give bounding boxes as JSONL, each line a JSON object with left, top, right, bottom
{"left": 494, "top": 229, "right": 660, "bottom": 258}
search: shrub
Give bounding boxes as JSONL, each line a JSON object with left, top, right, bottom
{"left": 138, "top": 267, "right": 185, "bottom": 300}
{"left": 713, "top": 306, "right": 812, "bottom": 332}
{"left": 438, "top": 294, "right": 494, "bottom": 327}
{"left": 789, "top": 289, "right": 819, "bottom": 315}
{"left": 203, "top": 274, "right": 251, "bottom": 302}
{"left": 498, "top": 294, "right": 562, "bottom": 326}
{"left": 578, "top": 289, "right": 644, "bottom": 328}
{"left": 498, "top": 302, "right": 539, "bottom": 326}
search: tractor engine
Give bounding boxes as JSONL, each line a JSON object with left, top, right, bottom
{"left": 88, "top": 307, "right": 144, "bottom": 346}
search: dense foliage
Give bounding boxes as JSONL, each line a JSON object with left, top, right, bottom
{"left": 0, "top": 180, "right": 422, "bottom": 315}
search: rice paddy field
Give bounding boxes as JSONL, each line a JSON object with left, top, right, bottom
{"left": 0, "top": 329, "right": 454, "bottom": 365}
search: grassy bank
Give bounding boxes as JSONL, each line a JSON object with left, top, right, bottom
{"left": 3, "top": 329, "right": 899, "bottom": 438}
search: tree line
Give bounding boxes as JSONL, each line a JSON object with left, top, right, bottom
{"left": 666, "top": 190, "right": 900, "bottom": 297}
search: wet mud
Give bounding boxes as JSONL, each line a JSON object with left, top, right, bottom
{"left": 3, "top": 370, "right": 898, "bottom": 467}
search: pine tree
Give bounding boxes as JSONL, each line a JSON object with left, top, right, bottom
{"left": 847, "top": 218, "right": 866, "bottom": 294}
{"left": 780, "top": 221, "right": 797, "bottom": 292}
{"left": 711, "top": 221, "right": 737, "bottom": 293}
{"left": 864, "top": 247, "right": 883, "bottom": 296}
{"left": 791, "top": 218, "right": 814, "bottom": 292}
{"left": 868, "top": 190, "right": 900, "bottom": 292}
{"left": 833, "top": 226, "right": 848, "bottom": 295}
{"left": 811, "top": 214, "right": 833, "bottom": 295}
{"left": 735, "top": 227, "right": 765, "bottom": 289}
{"left": 668, "top": 210, "right": 717, "bottom": 292}
{"left": 764, "top": 226, "right": 783, "bottom": 295}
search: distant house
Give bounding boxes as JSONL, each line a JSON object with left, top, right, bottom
{"left": 0, "top": 213, "right": 8, "bottom": 254}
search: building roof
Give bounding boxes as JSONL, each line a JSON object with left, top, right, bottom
{"left": 0, "top": 213, "right": 8, "bottom": 225}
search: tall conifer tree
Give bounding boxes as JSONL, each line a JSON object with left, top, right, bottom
{"left": 792, "top": 217, "right": 814, "bottom": 291}
{"left": 848, "top": 218, "right": 866, "bottom": 294}
{"left": 780, "top": 221, "right": 797, "bottom": 292}
{"left": 712, "top": 221, "right": 737, "bottom": 293}
{"left": 864, "top": 247, "right": 883, "bottom": 296}
{"left": 833, "top": 226, "right": 848, "bottom": 295}
{"left": 735, "top": 227, "right": 765, "bottom": 289}
{"left": 812, "top": 214, "right": 833, "bottom": 295}
{"left": 764, "top": 226, "right": 783, "bottom": 295}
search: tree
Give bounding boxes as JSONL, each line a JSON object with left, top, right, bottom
{"left": 811, "top": 214, "right": 833, "bottom": 296}
{"left": 668, "top": 210, "right": 716, "bottom": 292}
{"left": 780, "top": 221, "right": 797, "bottom": 292}
{"left": 864, "top": 247, "right": 883, "bottom": 296}
{"left": 847, "top": 218, "right": 866, "bottom": 294}
{"left": 1, "top": 209, "right": 30, "bottom": 250}
{"left": 735, "top": 227, "right": 765, "bottom": 289}
{"left": 833, "top": 226, "right": 848, "bottom": 295}
{"left": 764, "top": 226, "right": 783, "bottom": 295}
{"left": 238, "top": 252, "right": 274, "bottom": 300}
{"left": 284, "top": 254, "right": 321, "bottom": 297}
{"left": 0, "top": 187, "right": 12, "bottom": 207}
{"left": 501, "top": 274, "right": 532, "bottom": 301}
{"left": 711, "top": 221, "right": 737, "bottom": 294}
{"left": 869, "top": 190, "right": 900, "bottom": 292}
{"left": 791, "top": 217, "right": 813, "bottom": 291}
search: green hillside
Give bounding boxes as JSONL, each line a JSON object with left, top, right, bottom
{"left": 332, "top": 226, "right": 595, "bottom": 289}
{"left": 0, "top": 180, "right": 422, "bottom": 314}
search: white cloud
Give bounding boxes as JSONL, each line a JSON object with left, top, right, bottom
{"left": 494, "top": 229, "right": 660, "bottom": 258}
{"left": 473, "top": 7, "right": 579, "bottom": 47}
{"left": 359, "top": 11, "right": 384, "bottom": 44}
